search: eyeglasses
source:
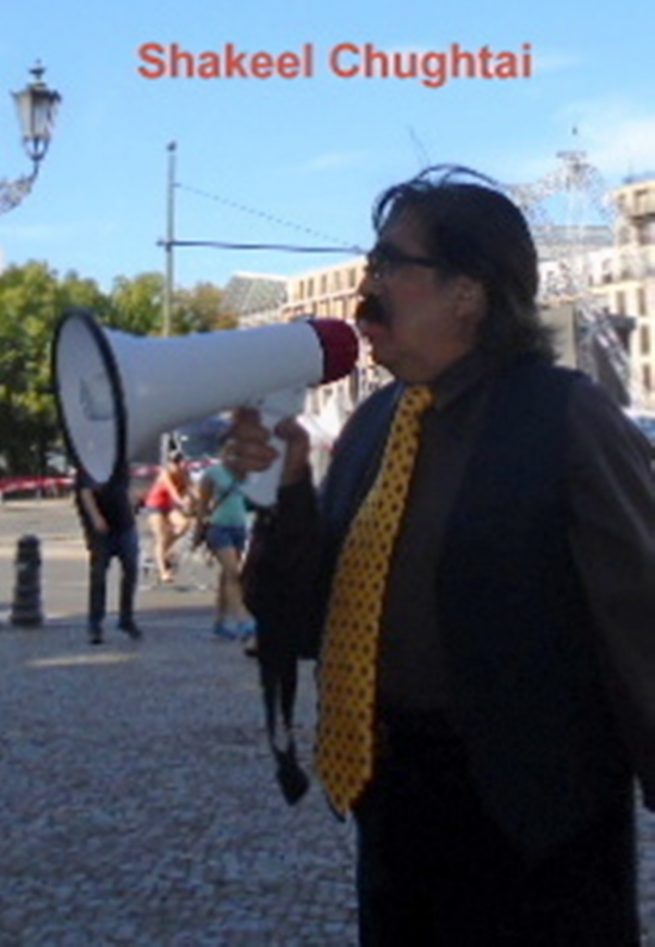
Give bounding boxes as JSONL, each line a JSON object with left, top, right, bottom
{"left": 365, "top": 243, "right": 442, "bottom": 281}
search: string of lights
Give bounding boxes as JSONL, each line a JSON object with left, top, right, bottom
{"left": 159, "top": 238, "right": 365, "bottom": 254}
{"left": 0, "top": 173, "right": 35, "bottom": 215}
{"left": 176, "top": 181, "right": 360, "bottom": 253}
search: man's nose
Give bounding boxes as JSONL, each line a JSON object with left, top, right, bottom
{"left": 358, "top": 271, "right": 378, "bottom": 297}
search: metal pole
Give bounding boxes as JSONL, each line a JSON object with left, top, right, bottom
{"left": 160, "top": 142, "right": 177, "bottom": 463}
{"left": 163, "top": 140, "right": 177, "bottom": 337}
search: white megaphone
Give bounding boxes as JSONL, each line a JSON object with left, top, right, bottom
{"left": 52, "top": 308, "right": 359, "bottom": 506}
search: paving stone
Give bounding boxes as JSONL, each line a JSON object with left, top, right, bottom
{"left": 1, "top": 499, "right": 653, "bottom": 945}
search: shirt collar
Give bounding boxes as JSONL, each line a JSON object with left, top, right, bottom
{"left": 427, "top": 349, "right": 494, "bottom": 411}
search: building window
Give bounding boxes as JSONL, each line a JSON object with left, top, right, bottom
{"left": 307, "top": 278, "right": 314, "bottom": 298}
{"left": 637, "top": 287, "right": 647, "bottom": 316}
{"left": 333, "top": 271, "right": 342, "bottom": 291}
{"left": 348, "top": 268, "right": 357, "bottom": 288}
{"left": 320, "top": 274, "right": 328, "bottom": 295}
{"left": 635, "top": 188, "right": 649, "bottom": 215}
{"left": 640, "top": 325, "right": 651, "bottom": 356}
{"left": 616, "top": 290, "right": 626, "bottom": 315}
{"left": 643, "top": 363, "right": 652, "bottom": 392}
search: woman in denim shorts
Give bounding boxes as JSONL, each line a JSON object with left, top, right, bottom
{"left": 194, "top": 455, "right": 256, "bottom": 644}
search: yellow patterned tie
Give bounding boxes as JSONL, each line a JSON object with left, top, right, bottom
{"left": 315, "top": 384, "right": 434, "bottom": 815}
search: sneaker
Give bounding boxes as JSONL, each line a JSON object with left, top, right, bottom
{"left": 212, "top": 620, "right": 239, "bottom": 640}
{"left": 238, "top": 618, "right": 257, "bottom": 639}
{"left": 118, "top": 619, "right": 143, "bottom": 640}
{"left": 89, "top": 625, "right": 103, "bottom": 645}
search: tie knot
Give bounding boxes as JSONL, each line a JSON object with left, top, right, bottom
{"left": 400, "top": 384, "right": 434, "bottom": 417}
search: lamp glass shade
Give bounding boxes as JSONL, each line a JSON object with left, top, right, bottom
{"left": 12, "top": 69, "right": 61, "bottom": 162}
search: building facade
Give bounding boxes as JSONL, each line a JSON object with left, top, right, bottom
{"left": 283, "top": 258, "right": 367, "bottom": 323}
{"left": 538, "top": 178, "right": 655, "bottom": 407}
{"left": 587, "top": 178, "right": 655, "bottom": 402}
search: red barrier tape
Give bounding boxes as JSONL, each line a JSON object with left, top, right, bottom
{"left": 0, "top": 476, "right": 74, "bottom": 497}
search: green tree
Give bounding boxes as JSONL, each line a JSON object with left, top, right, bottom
{"left": 173, "top": 281, "right": 236, "bottom": 334}
{"left": 0, "top": 264, "right": 235, "bottom": 475}
{"left": 58, "top": 269, "right": 113, "bottom": 318}
{"left": 105, "top": 274, "right": 234, "bottom": 336}
{"left": 108, "top": 272, "right": 165, "bottom": 336}
{"left": 0, "top": 262, "right": 113, "bottom": 474}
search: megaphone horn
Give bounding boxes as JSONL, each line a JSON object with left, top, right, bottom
{"left": 52, "top": 308, "right": 359, "bottom": 505}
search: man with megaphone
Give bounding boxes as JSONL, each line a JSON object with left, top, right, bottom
{"left": 229, "top": 165, "right": 655, "bottom": 946}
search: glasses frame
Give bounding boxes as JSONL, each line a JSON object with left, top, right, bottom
{"left": 365, "top": 242, "right": 443, "bottom": 281}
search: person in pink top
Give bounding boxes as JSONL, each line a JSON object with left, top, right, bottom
{"left": 144, "top": 450, "right": 195, "bottom": 582}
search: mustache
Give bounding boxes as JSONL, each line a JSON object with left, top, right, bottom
{"left": 355, "top": 295, "right": 390, "bottom": 327}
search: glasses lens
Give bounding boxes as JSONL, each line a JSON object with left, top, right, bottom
{"left": 366, "top": 244, "right": 437, "bottom": 279}
{"left": 367, "top": 246, "right": 392, "bottom": 279}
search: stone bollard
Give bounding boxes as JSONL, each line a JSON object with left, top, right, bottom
{"left": 10, "top": 534, "right": 44, "bottom": 627}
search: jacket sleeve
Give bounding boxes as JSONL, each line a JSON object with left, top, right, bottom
{"left": 242, "top": 470, "right": 326, "bottom": 659}
{"left": 242, "top": 383, "right": 399, "bottom": 661}
{"left": 567, "top": 380, "right": 655, "bottom": 808}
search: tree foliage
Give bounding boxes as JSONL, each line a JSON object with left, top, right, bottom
{"left": 108, "top": 272, "right": 165, "bottom": 336}
{"left": 0, "top": 262, "right": 231, "bottom": 475}
{"left": 173, "top": 281, "right": 237, "bottom": 334}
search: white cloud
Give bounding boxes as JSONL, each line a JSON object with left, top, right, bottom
{"left": 487, "top": 99, "right": 655, "bottom": 193}
{"left": 557, "top": 98, "right": 655, "bottom": 178}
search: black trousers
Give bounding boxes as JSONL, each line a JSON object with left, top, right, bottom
{"left": 355, "top": 709, "right": 640, "bottom": 947}
{"left": 88, "top": 527, "right": 139, "bottom": 628}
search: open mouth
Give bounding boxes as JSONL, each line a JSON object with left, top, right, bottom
{"left": 355, "top": 295, "right": 390, "bottom": 329}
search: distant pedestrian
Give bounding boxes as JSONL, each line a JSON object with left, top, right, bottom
{"left": 144, "top": 450, "right": 196, "bottom": 583}
{"left": 193, "top": 444, "right": 255, "bottom": 646}
{"left": 74, "top": 466, "right": 142, "bottom": 645}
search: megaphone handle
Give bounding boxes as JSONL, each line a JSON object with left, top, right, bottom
{"left": 241, "top": 429, "right": 287, "bottom": 508}
{"left": 240, "top": 388, "right": 307, "bottom": 508}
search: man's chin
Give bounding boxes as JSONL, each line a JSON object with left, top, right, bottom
{"left": 368, "top": 344, "right": 400, "bottom": 379}
{"left": 365, "top": 337, "right": 391, "bottom": 369}
{"left": 371, "top": 349, "right": 430, "bottom": 384}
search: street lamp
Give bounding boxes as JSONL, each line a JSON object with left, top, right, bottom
{"left": 0, "top": 61, "right": 62, "bottom": 215}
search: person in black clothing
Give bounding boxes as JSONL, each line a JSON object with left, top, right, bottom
{"left": 230, "top": 165, "right": 655, "bottom": 946}
{"left": 75, "top": 466, "right": 142, "bottom": 645}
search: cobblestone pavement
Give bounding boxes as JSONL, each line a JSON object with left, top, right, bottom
{"left": 1, "top": 500, "right": 654, "bottom": 945}
{"left": 1, "top": 500, "right": 357, "bottom": 946}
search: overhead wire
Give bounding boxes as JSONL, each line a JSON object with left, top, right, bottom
{"left": 175, "top": 181, "right": 364, "bottom": 256}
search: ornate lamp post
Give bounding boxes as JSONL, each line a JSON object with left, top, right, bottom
{"left": 0, "top": 61, "right": 62, "bottom": 215}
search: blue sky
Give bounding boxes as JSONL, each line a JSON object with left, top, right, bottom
{"left": 1, "top": 0, "right": 654, "bottom": 293}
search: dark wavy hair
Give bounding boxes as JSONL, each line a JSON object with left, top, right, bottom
{"left": 373, "top": 164, "right": 555, "bottom": 363}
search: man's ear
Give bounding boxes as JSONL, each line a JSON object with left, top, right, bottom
{"left": 455, "top": 276, "right": 486, "bottom": 324}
